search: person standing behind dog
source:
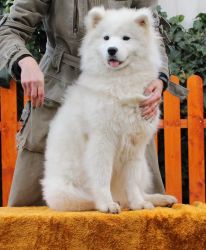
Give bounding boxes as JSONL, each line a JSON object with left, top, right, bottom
{"left": 0, "top": 0, "right": 170, "bottom": 206}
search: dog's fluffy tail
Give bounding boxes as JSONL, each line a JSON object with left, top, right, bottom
{"left": 41, "top": 178, "right": 94, "bottom": 211}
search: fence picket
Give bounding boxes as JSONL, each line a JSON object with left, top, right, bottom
{"left": 163, "top": 76, "right": 182, "bottom": 202}
{"left": 187, "top": 76, "right": 205, "bottom": 203}
{"left": 1, "top": 80, "right": 17, "bottom": 206}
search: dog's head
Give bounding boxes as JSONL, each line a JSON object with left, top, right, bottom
{"left": 80, "top": 7, "right": 161, "bottom": 75}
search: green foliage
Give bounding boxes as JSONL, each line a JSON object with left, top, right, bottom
{"left": 0, "top": 0, "right": 13, "bottom": 14}
{"left": 157, "top": 6, "right": 206, "bottom": 110}
{"left": 0, "top": 0, "right": 13, "bottom": 13}
{"left": 25, "top": 25, "right": 46, "bottom": 62}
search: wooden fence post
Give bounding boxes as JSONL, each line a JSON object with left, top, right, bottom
{"left": 1, "top": 80, "right": 17, "bottom": 206}
{"left": 187, "top": 75, "right": 205, "bottom": 203}
{"left": 163, "top": 76, "right": 182, "bottom": 202}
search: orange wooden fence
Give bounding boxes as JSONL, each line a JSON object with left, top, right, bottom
{"left": 0, "top": 76, "right": 205, "bottom": 206}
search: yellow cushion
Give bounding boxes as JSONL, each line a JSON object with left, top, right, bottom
{"left": 0, "top": 203, "right": 206, "bottom": 250}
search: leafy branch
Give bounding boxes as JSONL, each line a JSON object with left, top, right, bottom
{"left": 157, "top": 6, "right": 206, "bottom": 110}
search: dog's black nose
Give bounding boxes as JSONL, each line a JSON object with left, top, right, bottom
{"left": 108, "top": 47, "right": 118, "bottom": 56}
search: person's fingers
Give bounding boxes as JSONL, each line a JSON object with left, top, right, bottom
{"left": 140, "top": 91, "right": 161, "bottom": 108}
{"left": 144, "top": 78, "right": 163, "bottom": 95}
{"left": 144, "top": 79, "right": 163, "bottom": 95}
{"left": 35, "top": 94, "right": 40, "bottom": 108}
{"left": 31, "top": 83, "right": 38, "bottom": 107}
{"left": 144, "top": 84, "right": 156, "bottom": 96}
{"left": 144, "top": 107, "right": 158, "bottom": 120}
{"left": 141, "top": 103, "right": 158, "bottom": 117}
{"left": 141, "top": 98, "right": 162, "bottom": 116}
{"left": 148, "top": 109, "right": 158, "bottom": 120}
{"left": 22, "top": 81, "right": 32, "bottom": 97}
{"left": 21, "top": 82, "right": 27, "bottom": 93}
{"left": 26, "top": 83, "right": 31, "bottom": 97}
{"left": 37, "top": 86, "right": 45, "bottom": 106}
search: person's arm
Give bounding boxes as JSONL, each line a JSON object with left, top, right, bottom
{"left": 131, "top": 1, "right": 169, "bottom": 91}
{"left": 139, "top": 11, "right": 170, "bottom": 120}
{"left": 153, "top": 11, "right": 169, "bottom": 92}
{"left": 129, "top": 4, "right": 169, "bottom": 119}
{"left": 0, "top": 0, "right": 51, "bottom": 107}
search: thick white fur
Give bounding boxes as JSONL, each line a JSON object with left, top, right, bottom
{"left": 41, "top": 7, "right": 177, "bottom": 213}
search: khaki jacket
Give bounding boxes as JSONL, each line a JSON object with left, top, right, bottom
{"left": 0, "top": 0, "right": 171, "bottom": 103}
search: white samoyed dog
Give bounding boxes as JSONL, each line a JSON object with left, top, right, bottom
{"left": 41, "top": 7, "right": 177, "bottom": 213}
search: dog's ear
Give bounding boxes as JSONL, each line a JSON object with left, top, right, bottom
{"left": 135, "top": 9, "right": 153, "bottom": 28}
{"left": 85, "top": 7, "right": 105, "bottom": 30}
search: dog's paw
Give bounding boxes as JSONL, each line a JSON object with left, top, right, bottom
{"left": 160, "top": 195, "right": 178, "bottom": 207}
{"left": 145, "top": 194, "right": 178, "bottom": 207}
{"left": 97, "top": 202, "right": 121, "bottom": 214}
{"left": 129, "top": 201, "right": 155, "bottom": 210}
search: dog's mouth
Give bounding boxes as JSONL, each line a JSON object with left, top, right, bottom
{"left": 108, "top": 59, "right": 123, "bottom": 68}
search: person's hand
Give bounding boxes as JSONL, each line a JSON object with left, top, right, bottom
{"left": 18, "top": 56, "right": 45, "bottom": 108}
{"left": 140, "top": 79, "right": 163, "bottom": 120}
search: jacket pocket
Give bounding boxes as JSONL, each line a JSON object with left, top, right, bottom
{"left": 16, "top": 101, "right": 31, "bottom": 150}
{"left": 16, "top": 99, "right": 60, "bottom": 153}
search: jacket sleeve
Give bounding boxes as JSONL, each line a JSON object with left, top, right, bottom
{"left": 131, "top": 1, "right": 169, "bottom": 78}
{"left": 153, "top": 11, "right": 169, "bottom": 79}
{"left": 0, "top": 0, "right": 50, "bottom": 79}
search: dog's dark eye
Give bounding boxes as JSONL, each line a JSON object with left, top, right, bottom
{"left": 104, "top": 36, "right": 110, "bottom": 41}
{"left": 123, "top": 36, "right": 130, "bottom": 41}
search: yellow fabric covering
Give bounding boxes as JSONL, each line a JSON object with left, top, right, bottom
{"left": 0, "top": 203, "right": 206, "bottom": 250}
